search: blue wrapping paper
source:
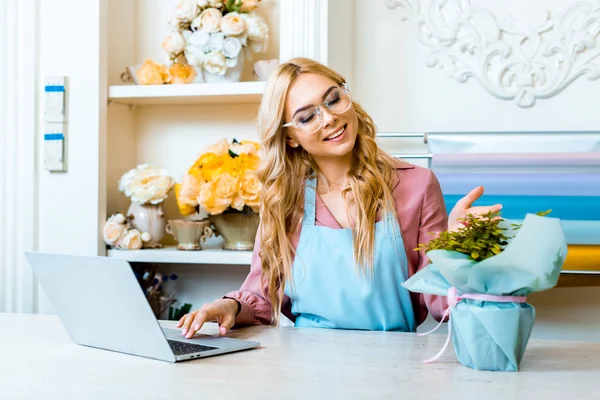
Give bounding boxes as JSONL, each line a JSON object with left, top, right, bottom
{"left": 403, "top": 214, "right": 568, "bottom": 371}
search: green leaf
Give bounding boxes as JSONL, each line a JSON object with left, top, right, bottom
{"left": 229, "top": 149, "right": 239, "bottom": 158}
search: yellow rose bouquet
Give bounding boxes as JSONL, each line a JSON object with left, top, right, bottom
{"left": 176, "top": 138, "right": 262, "bottom": 216}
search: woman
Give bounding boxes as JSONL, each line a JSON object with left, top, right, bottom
{"left": 178, "top": 58, "right": 501, "bottom": 338}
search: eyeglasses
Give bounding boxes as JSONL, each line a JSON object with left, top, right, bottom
{"left": 283, "top": 84, "right": 353, "bottom": 134}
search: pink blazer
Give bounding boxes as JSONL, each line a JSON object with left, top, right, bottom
{"left": 225, "top": 160, "right": 449, "bottom": 327}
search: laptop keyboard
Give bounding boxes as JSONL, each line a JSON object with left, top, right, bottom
{"left": 168, "top": 340, "right": 219, "bottom": 356}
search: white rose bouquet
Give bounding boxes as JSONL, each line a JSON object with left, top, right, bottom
{"left": 163, "top": 0, "right": 269, "bottom": 77}
{"left": 118, "top": 164, "right": 175, "bottom": 205}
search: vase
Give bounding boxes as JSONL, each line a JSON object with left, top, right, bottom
{"left": 208, "top": 208, "right": 259, "bottom": 251}
{"left": 204, "top": 50, "right": 245, "bottom": 83}
{"left": 127, "top": 201, "right": 166, "bottom": 248}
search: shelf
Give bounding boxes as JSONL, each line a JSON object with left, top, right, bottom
{"left": 107, "top": 81, "right": 266, "bottom": 106}
{"left": 107, "top": 241, "right": 252, "bottom": 265}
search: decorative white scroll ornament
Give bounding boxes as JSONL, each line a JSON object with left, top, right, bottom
{"left": 385, "top": 0, "right": 600, "bottom": 107}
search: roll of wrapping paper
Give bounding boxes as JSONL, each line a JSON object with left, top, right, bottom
{"left": 436, "top": 173, "right": 600, "bottom": 197}
{"left": 431, "top": 153, "right": 600, "bottom": 174}
{"left": 443, "top": 195, "right": 600, "bottom": 221}
{"left": 562, "top": 245, "right": 600, "bottom": 272}
{"left": 427, "top": 132, "right": 600, "bottom": 154}
{"left": 560, "top": 221, "right": 600, "bottom": 245}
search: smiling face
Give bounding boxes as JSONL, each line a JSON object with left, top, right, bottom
{"left": 283, "top": 73, "right": 358, "bottom": 161}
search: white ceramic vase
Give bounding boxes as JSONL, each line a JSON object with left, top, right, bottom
{"left": 191, "top": 50, "right": 245, "bottom": 84}
{"left": 127, "top": 201, "right": 166, "bottom": 248}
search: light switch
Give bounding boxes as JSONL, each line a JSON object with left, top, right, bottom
{"left": 44, "top": 76, "right": 68, "bottom": 123}
{"left": 44, "top": 123, "right": 67, "bottom": 172}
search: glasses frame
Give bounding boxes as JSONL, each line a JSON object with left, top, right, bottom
{"left": 282, "top": 83, "right": 352, "bottom": 134}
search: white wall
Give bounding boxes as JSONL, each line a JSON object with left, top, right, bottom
{"left": 351, "top": 0, "right": 600, "bottom": 342}
{"left": 354, "top": 0, "right": 600, "bottom": 133}
{"left": 35, "top": 0, "right": 108, "bottom": 313}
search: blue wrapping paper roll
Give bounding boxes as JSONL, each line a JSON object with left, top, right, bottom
{"left": 436, "top": 173, "right": 600, "bottom": 197}
{"left": 443, "top": 194, "right": 600, "bottom": 221}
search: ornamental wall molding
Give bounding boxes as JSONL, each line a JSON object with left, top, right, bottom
{"left": 386, "top": 0, "right": 600, "bottom": 107}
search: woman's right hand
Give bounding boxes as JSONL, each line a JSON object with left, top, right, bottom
{"left": 176, "top": 298, "right": 239, "bottom": 339}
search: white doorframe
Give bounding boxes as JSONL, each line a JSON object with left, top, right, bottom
{"left": 0, "top": 0, "right": 39, "bottom": 313}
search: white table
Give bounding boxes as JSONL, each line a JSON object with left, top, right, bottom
{"left": 2, "top": 313, "right": 600, "bottom": 399}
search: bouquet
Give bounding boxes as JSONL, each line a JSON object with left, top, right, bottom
{"left": 135, "top": 59, "right": 198, "bottom": 85}
{"left": 404, "top": 210, "right": 568, "bottom": 371}
{"left": 103, "top": 213, "right": 152, "bottom": 250}
{"left": 176, "top": 138, "right": 262, "bottom": 216}
{"left": 163, "top": 0, "right": 269, "bottom": 78}
{"left": 118, "top": 164, "right": 175, "bottom": 205}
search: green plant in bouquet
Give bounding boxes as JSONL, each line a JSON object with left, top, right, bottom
{"left": 416, "top": 209, "right": 552, "bottom": 262}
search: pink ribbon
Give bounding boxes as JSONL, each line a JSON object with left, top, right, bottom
{"left": 418, "top": 287, "right": 528, "bottom": 363}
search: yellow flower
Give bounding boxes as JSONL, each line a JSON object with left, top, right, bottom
{"left": 185, "top": 139, "right": 263, "bottom": 215}
{"left": 175, "top": 174, "right": 203, "bottom": 216}
{"left": 168, "top": 63, "right": 197, "bottom": 84}
{"left": 236, "top": 154, "right": 260, "bottom": 175}
{"left": 189, "top": 152, "right": 224, "bottom": 182}
{"left": 238, "top": 170, "right": 261, "bottom": 211}
{"left": 137, "top": 59, "right": 169, "bottom": 85}
{"left": 197, "top": 181, "right": 231, "bottom": 215}
{"left": 214, "top": 173, "right": 239, "bottom": 200}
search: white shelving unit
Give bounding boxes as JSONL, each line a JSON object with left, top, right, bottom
{"left": 106, "top": 235, "right": 252, "bottom": 265}
{"left": 107, "top": 245, "right": 252, "bottom": 265}
{"left": 108, "top": 81, "right": 267, "bottom": 106}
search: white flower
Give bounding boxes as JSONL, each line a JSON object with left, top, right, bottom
{"left": 226, "top": 56, "right": 239, "bottom": 68}
{"left": 207, "top": 0, "right": 222, "bottom": 7}
{"left": 201, "top": 138, "right": 229, "bottom": 156}
{"left": 119, "top": 229, "right": 143, "bottom": 250}
{"left": 204, "top": 52, "right": 227, "bottom": 75}
{"left": 196, "top": 0, "right": 209, "bottom": 8}
{"left": 189, "top": 29, "right": 210, "bottom": 48}
{"left": 112, "top": 213, "right": 126, "bottom": 224}
{"left": 141, "top": 232, "right": 152, "bottom": 242}
{"left": 162, "top": 31, "right": 186, "bottom": 56}
{"left": 230, "top": 142, "right": 257, "bottom": 156}
{"left": 185, "top": 46, "right": 206, "bottom": 67}
{"left": 221, "top": 12, "right": 246, "bottom": 36}
{"left": 175, "top": 0, "right": 199, "bottom": 22}
{"left": 241, "top": 12, "right": 268, "bottom": 41}
{"left": 191, "top": 16, "right": 201, "bottom": 31}
{"left": 103, "top": 220, "right": 126, "bottom": 246}
{"left": 118, "top": 164, "right": 174, "bottom": 205}
{"left": 249, "top": 37, "right": 268, "bottom": 53}
{"left": 208, "top": 32, "right": 225, "bottom": 52}
{"left": 222, "top": 37, "right": 242, "bottom": 58}
{"left": 240, "top": 0, "right": 259, "bottom": 12}
{"left": 199, "top": 8, "right": 222, "bottom": 33}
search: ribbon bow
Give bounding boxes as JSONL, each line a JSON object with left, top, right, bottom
{"left": 418, "top": 287, "right": 528, "bottom": 363}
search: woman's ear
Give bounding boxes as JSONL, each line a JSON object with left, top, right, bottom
{"left": 286, "top": 137, "right": 300, "bottom": 148}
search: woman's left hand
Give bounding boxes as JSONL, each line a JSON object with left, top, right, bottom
{"left": 448, "top": 186, "right": 502, "bottom": 232}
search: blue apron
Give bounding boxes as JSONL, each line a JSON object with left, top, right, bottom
{"left": 284, "top": 178, "right": 417, "bottom": 331}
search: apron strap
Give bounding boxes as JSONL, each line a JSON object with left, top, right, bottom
{"left": 302, "top": 177, "right": 317, "bottom": 226}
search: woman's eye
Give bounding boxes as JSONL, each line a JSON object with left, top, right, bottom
{"left": 326, "top": 94, "right": 341, "bottom": 106}
{"left": 299, "top": 113, "right": 316, "bottom": 124}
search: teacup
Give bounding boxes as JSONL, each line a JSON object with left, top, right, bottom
{"left": 165, "top": 219, "right": 214, "bottom": 251}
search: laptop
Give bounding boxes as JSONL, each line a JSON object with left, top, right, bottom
{"left": 25, "top": 251, "right": 260, "bottom": 363}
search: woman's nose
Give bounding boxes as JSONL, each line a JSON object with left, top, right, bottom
{"left": 320, "top": 106, "right": 337, "bottom": 128}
